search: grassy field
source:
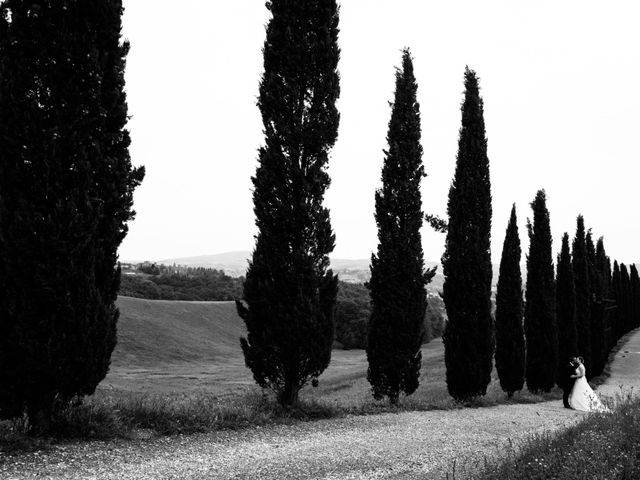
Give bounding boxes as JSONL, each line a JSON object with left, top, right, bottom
{"left": 104, "top": 296, "right": 249, "bottom": 395}
{"left": 105, "top": 296, "right": 555, "bottom": 410}
{"left": 1, "top": 296, "right": 562, "bottom": 446}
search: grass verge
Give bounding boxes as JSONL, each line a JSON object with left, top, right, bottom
{"left": 470, "top": 389, "right": 640, "bottom": 480}
{"left": 0, "top": 383, "right": 560, "bottom": 454}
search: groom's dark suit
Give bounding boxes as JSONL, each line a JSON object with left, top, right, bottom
{"left": 559, "top": 359, "right": 578, "bottom": 408}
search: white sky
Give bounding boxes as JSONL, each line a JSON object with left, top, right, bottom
{"left": 119, "top": 1, "right": 640, "bottom": 266}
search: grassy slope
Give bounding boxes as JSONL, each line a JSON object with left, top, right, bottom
{"left": 108, "top": 296, "right": 551, "bottom": 408}
{"left": 106, "top": 297, "right": 249, "bottom": 395}
{"left": 113, "top": 296, "right": 246, "bottom": 365}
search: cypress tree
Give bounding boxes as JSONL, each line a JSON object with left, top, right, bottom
{"left": 596, "top": 244, "right": 615, "bottom": 352}
{"left": 594, "top": 238, "right": 613, "bottom": 371}
{"left": 0, "top": 1, "right": 143, "bottom": 433}
{"left": 495, "top": 205, "right": 525, "bottom": 398}
{"left": 612, "top": 261, "right": 622, "bottom": 342}
{"left": 587, "top": 233, "right": 605, "bottom": 377}
{"left": 620, "top": 264, "right": 632, "bottom": 334}
{"left": 366, "top": 49, "right": 433, "bottom": 404}
{"left": 572, "top": 216, "right": 592, "bottom": 374}
{"left": 236, "top": 0, "right": 340, "bottom": 406}
{"left": 556, "top": 232, "right": 578, "bottom": 386}
{"left": 442, "top": 67, "right": 493, "bottom": 401}
{"left": 595, "top": 239, "right": 614, "bottom": 353}
{"left": 524, "top": 190, "right": 558, "bottom": 393}
{"left": 630, "top": 265, "right": 640, "bottom": 330}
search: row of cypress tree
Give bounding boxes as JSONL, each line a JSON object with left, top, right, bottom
{"left": 495, "top": 197, "right": 640, "bottom": 398}
{"left": 237, "top": 0, "right": 639, "bottom": 406}
{"left": 238, "top": 0, "right": 486, "bottom": 405}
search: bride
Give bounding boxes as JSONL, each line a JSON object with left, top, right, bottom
{"left": 568, "top": 356, "right": 611, "bottom": 413}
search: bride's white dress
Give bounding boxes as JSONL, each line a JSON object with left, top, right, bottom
{"left": 568, "top": 364, "right": 611, "bottom": 413}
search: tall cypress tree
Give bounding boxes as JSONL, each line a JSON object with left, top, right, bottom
{"left": 586, "top": 232, "right": 605, "bottom": 377}
{"left": 556, "top": 232, "right": 578, "bottom": 386}
{"left": 524, "top": 190, "right": 558, "bottom": 393}
{"left": 630, "top": 265, "right": 640, "bottom": 331}
{"left": 0, "top": 1, "right": 143, "bottom": 433}
{"left": 236, "top": 0, "right": 340, "bottom": 406}
{"left": 366, "top": 49, "right": 433, "bottom": 404}
{"left": 442, "top": 67, "right": 493, "bottom": 401}
{"left": 572, "top": 216, "right": 592, "bottom": 374}
{"left": 620, "top": 264, "right": 632, "bottom": 334}
{"left": 595, "top": 238, "right": 613, "bottom": 353}
{"left": 495, "top": 205, "right": 525, "bottom": 398}
{"left": 612, "top": 261, "right": 622, "bottom": 342}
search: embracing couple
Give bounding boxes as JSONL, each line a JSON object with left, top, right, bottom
{"left": 560, "top": 356, "right": 610, "bottom": 413}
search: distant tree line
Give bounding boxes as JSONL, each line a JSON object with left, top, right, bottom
{"left": 336, "top": 282, "right": 445, "bottom": 350}
{"left": 120, "top": 265, "right": 243, "bottom": 301}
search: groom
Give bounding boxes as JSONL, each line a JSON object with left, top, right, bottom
{"left": 559, "top": 357, "right": 579, "bottom": 408}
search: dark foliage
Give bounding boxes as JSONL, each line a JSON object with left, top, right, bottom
{"left": 0, "top": 1, "right": 143, "bottom": 434}
{"left": 424, "top": 297, "right": 446, "bottom": 342}
{"left": 524, "top": 190, "right": 558, "bottom": 393}
{"left": 571, "top": 216, "right": 592, "bottom": 375}
{"left": 138, "top": 263, "right": 161, "bottom": 275}
{"left": 619, "top": 264, "right": 632, "bottom": 335}
{"left": 335, "top": 282, "right": 371, "bottom": 349}
{"left": 367, "top": 49, "right": 433, "bottom": 404}
{"left": 441, "top": 67, "right": 494, "bottom": 401}
{"left": 236, "top": 0, "right": 340, "bottom": 406}
{"left": 335, "top": 281, "right": 445, "bottom": 350}
{"left": 595, "top": 238, "right": 614, "bottom": 353}
{"left": 555, "top": 233, "right": 578, "bottom": 387}
{"left": 612, "top": 261, "right": 622, "bottom": 342}
{"left": 495, "top": 205, "right": 525, "bottom": 397}
{"left": 424, "top": 214, "right": 448, "bottom": 233}
{"left": 119, "top": 268, "right": 243, "bottom": 301}
{"left": 587, "top": 233, "right": 605, "bottom": 377}
{"left": 631, "top": 264, "right": 640, "bottom": 331}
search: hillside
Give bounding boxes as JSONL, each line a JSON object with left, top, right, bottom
{"left": 113, "top": 296, "right": 245, "bottom": 366}
{"left": 108, "top": 295, "right": 444, "bottom": 395}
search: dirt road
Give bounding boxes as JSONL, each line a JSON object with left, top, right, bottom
{"left": 598, "top": 330, "right": 640, "bottom": 399}
{"left": 0, "top": 401, "right": 580, "bottom": 480}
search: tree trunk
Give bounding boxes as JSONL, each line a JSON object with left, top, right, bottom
{"left": 278, "top": 379, "right": 299, "bottom": 406}
{"left": 27, "top": 396, "right": 53, "bottom": 437}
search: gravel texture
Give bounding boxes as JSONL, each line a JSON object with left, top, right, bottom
{"left": 0, "top": 401, "right": 582, "bottom": 480}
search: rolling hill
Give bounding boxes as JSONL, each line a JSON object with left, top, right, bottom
{"left": 106, "top": 295, "right": 448, "bottom": 397}
{"left": 113, "top": 296, "right": 245, "bottom": 366}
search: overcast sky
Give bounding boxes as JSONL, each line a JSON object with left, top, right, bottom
{"left": 119, "top": 1, "right": 640, "bottom": 266}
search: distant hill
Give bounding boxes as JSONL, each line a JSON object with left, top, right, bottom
{"left": 157, "top": 250, "right": 449, "bottom": 288}
{"left": 158, "top": 251, "right": 250, "bottom": 277}
{"left": 113, "top": 296, "right": 245, "bottom": 366}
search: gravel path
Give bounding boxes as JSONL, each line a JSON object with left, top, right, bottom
{"left": 598, "top": 329, "right": 640, "bottom": 398}
{"left": 3, "top": 329, "right": 639, "bottom": 480}
{"left": 0, "top": 401, "right": 582, "bottom": 480}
